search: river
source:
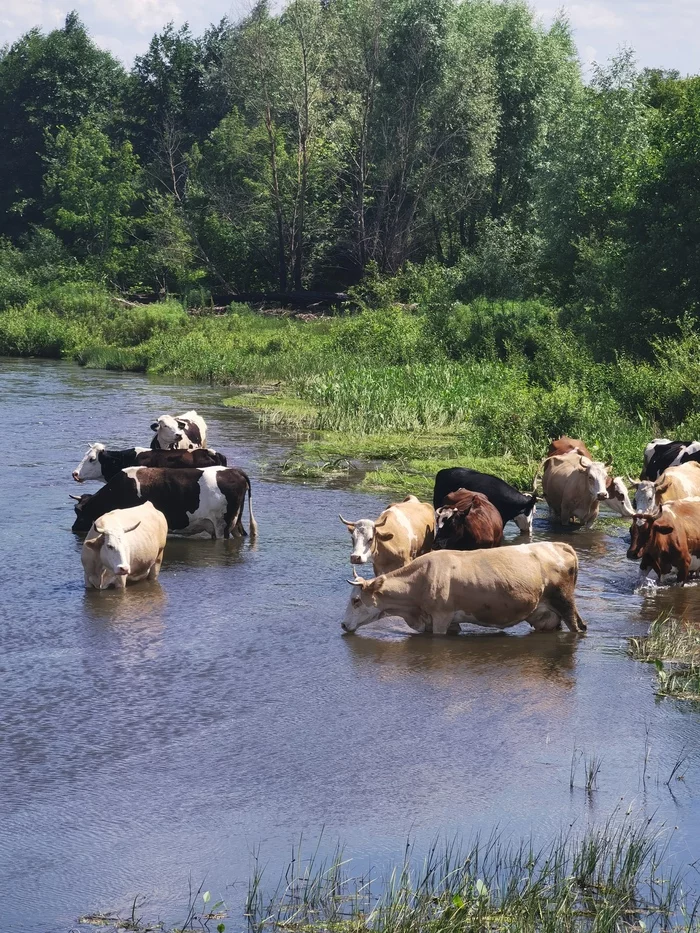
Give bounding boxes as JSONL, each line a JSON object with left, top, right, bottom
{"left": 1, "top": 357, "right": 700, "bottom": 932}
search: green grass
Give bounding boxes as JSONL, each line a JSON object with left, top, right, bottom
{"left": 629, "top": 615, "right": 700, "bottom": 701}
{"left": 79, "top": 816, "right": 699, "bottom": 932}
{"left": 3, "top": 288, "right": 700, "bottom": 494}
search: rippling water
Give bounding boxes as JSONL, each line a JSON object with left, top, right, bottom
{"left": 1, "top": 357, "right": 699, "bottom": 932}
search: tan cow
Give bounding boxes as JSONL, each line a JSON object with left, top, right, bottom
{"left": 631, "top": 460, "right": 700, "bottom": 515}
{"left": 81, "top": 501, "right": 168, "bottom": 590}
{"left": 339, "top": 495, "right": 435, "bottom": 575}
{"left": 542, "top": 452, "right": 608, "bottom": 527}
{"left": 341, "top": 542, "right": 586, "bottom": 635}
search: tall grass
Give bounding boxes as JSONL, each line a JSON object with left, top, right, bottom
{"left": 245, "top": 819, "right": 695, "bottom": 933}
{"left": 630, "top": 615, "right": 700, "bottom": 700}
{"left": 1, "top": 290, "right": 699, "bottom": 478}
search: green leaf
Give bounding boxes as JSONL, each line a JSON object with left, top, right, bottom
{"left": 203, "top": 891, "right": 211, "bottom": 904}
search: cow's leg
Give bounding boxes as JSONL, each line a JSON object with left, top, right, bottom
{"left": 431, "top": 613, "right": 457, "bottom": 635}
{"left": 148, "top": 549, "right": 164, "bottom": 581}
{"left": 544, "top": 588, "right": 586, "bottom": 633}
{"left": 677, "top": 558, "right": 691, "bottom": 584}
{"left": 83, "top": 571, "right": 92, "bottom": 589}
{"left": 114, "top": 574, "right": 127, "bottom": 590}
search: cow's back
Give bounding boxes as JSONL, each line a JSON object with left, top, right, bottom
{"left": 659, "top": 461, "right": 700, "bottom": 501}
{"left": 546, "top": 437, "right": 594, "bottom": 460}
{"left": 374, "top": 496, "right": 434, "bottom": 572}
{"left": 433, "top": 467, "right": 529, "bottom": 522}
{"left": 542, "top": 453, "right": 582, "bottom": 510}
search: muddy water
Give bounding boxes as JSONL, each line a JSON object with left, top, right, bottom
{"left": 1, "top": 357, "right": 700, "bottom": 932}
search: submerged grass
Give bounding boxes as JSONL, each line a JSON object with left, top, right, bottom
{"left": 629, "top": 615, "right": 700, "bottom": 701}
{"left": 3, "top": 288, "right": 700, "bottom": 492}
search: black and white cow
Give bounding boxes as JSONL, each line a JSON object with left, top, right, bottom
{"left": 72, "top": 444, "right": 227, "bottom": 483}
{"left": 150, "top": 410, "right": 208, "bottom": 450}
{"left": 641, "top": 439, "right": 700, "bottom": 481}
{"left": 71, "top": 466, "right": 257, "bottom": 539}
{"left": 433, "top": 467, "right": 537, "bottom": 534}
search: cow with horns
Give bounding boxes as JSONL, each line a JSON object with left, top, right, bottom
{"left": 339, "top": 495, "right": 434, "bottom": 575}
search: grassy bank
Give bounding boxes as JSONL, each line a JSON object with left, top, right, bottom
{"left": 80, "top": 817, "right": 699, "bottom": 932}
{"left": 2, "top": 284, "right": 700, "bottom": 492}
{"left": 630, "top": 616, "right": 700, "bottom": 701}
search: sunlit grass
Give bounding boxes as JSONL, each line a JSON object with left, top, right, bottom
{"left": 629, "top": 615, "right": 700, "bottom": 701}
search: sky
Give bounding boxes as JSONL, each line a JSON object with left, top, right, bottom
{"left": 0, "top": 0, "right": 698, "bottom": 76}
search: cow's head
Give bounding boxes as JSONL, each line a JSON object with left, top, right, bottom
{"left": 151, "top": 415, "right": 184, "bottom": 450}
{"left": 339, "top": 514, "right": 393, "bottom": 564}
{"left": 70, "top": 493, "right": 94, "bottom": 533}
{"left": 604, "top": 476, "right": 635, "bottom": 517}
{"left": 72, "top": 443, "right": 106, "bottom": 483}
{"left": 630, "top": 478, "right": 656, "bottom": 514}
{"left": 341, "top": 571, "right": 386, "bottom": 632}
{"left": 84, "top": 517, "right": 142, "bottom": 577}
{"left": 514, "top": 494, "right": 537, "bottom": 535}
{"left": 643, "top": 514, "right": 685, "bottom": 578}
{"left": 434, "top": 505, "right": 470, "bottom": 549}
{"left": 580, "top": 458, "right": 608, "bottom": 501}
{"left": 628, "top": 514, "right": 655, "bottom": 560}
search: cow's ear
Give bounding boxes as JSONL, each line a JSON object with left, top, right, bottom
{"left": 655, "top": 523, "right": 674, "bottom": 535}
{"left": 150, "top": 422, "right": 159, "bottom": 431}
{"left": 368, "top": 574, "right": 386, "bottom": 593}
{"left": 375, "top": 530, "right": 394, "bottom": 542}
{"left": 176, "top": 420, "right": 187, "bottom": 429}
{"left": 85, "top": 534, "right": 104, "bottom": 549}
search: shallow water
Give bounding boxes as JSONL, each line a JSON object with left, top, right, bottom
{"left": 1, "top": 357, "right": 700, "bottom": 932}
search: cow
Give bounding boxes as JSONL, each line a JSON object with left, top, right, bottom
{"left": 338, "top": 495, "right": 434, "bottom": 575}
{"left": 433, "top": 489, "right": 503, "bottom": 551}
{"left": 641, "top": 439, "right": 700, "bottom": 481}
{"left": 542, "top": 452, "right": 608, "bottom": 527}
{"left": 72, "top": 444, "right": 227, "bottom": 483}
{"left": 81, "top": 502, "right": 168, "bottom": 590}
{"left": 631, "top": 461, "right": 700, "bottom": 515}
{"left": 70, "top": 466, "right": 257, "bottom": 539}
{"left": 341, "top": 542, "right": 586, "bottom": 635}
{"left": 150, "top": 410, "right": 208, "bottom": 450}
{"left": 433, "top": 468, "right": 537, "bottom": 535}
{"left": 627, "top": 462, "right": 700, "bottom": 560}
{"left": 632, "top": 499, "right": 700, "bottom": 584}
{"left": 546, "top": 437, "right": 634, "bottom": 517}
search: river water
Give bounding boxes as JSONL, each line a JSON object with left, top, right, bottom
{"left": 1, "top": 357, "right": 700, "bottom": 932}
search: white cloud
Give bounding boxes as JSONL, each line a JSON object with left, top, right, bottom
{"left": 566, "top": 2, "right": 625, "bottom": 31}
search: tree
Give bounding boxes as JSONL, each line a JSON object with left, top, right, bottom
{"left": 0, "top": 12, "right": 126, "bottom": 237}
{"left": 44, "top": 120, "right": 141, "bottom": 280}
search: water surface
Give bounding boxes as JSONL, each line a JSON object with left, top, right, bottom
{"left": 1, "top": 358, "right": 699, "bottom": 932}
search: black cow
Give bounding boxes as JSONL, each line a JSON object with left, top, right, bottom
{"left": 71, "top": 466, "right": 257, "bottom": 539}
{"left": 73, "top": 444, "right": 227, "bottom": 483}
{"left": 433, "top": 467, "right": 537, "bottom": 534}
{"left": 641, "top": 439, "right": 700, "bottom": 481}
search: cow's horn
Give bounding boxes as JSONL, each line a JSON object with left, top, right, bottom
{"left": 338, "top": 514, "right": 356, "bottom": 528}
{"left": 68, "top": 494, "right": 82, "bottom": 501}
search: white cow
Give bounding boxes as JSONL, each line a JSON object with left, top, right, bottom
{"left": 81, "top": 501, "right": 168, "bottom": 590}
{"left": 150, "top": 410, "right": 208, "bottom": 450}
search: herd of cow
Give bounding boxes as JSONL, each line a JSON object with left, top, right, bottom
{"left": 67, "top": 414, "right": 700, "bottom": 636}
{"left": 70, "top": 410, "right": 257, "bottom": 589}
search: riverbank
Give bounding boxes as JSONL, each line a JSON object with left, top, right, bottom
{"left": 2, "top": 286, "right": 699, "bottom": 491}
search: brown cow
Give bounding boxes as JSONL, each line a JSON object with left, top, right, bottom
{"left": 634, "top": 498, "right": 700, "bottom": 584}
{"left": 434, "top": 489, "right": 503, "bottom": 551}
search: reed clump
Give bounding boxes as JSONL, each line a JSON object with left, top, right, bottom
{"left": 630, "top": 615, "right": 700, "bottom": 701}
{"left": 245, "top": 819, "right": 696, "bottom": 933}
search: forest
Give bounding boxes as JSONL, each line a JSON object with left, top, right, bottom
{"left": 2, "top": 0, "right": 700, "bottom": 482}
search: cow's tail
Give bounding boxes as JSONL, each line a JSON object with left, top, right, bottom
{"left": 246, "top": 475, "right": 258, "bottom": 539}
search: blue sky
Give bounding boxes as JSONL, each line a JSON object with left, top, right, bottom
{"left": 1, "top": 0, "right": 698, "bottom": 76}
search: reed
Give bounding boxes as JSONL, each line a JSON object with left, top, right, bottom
{"left": 629, "top": 615, "right": 700, "bottom": 701}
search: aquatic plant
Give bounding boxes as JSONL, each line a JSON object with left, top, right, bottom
{"left": 629, "top": 615, "right": 700, "bottom": 701}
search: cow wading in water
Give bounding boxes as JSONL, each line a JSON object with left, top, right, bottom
{"left": 72, "top": 444, "right": 227, "bottom": 483}
{"left": 71, "top": 466, "right": 257, "bottom": 539}
{"left": 342, "top": 542, "right": 586, "bottom": 635}
{"left": 339, "top": 495, "right": 434, "bottom": 574}
{"left": 433, "top": 468, "right": 537, "bottom": 534}
{"left": 150, "top": 410, "right": 208, "bottom": 450}
{"left": 81, "top": 502, "right": 168, "bottom": 589}
{"left": 434, "top": 489, "right": 503, "bottom": 551}
{"left": 546, "top": 437, "right": 633, "bottom": 517}
{"left": 631, "top": 499, "right": 700, "bottom": 585}
{"left": 541, "top": 452, "right": 608, "bottom": 527}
